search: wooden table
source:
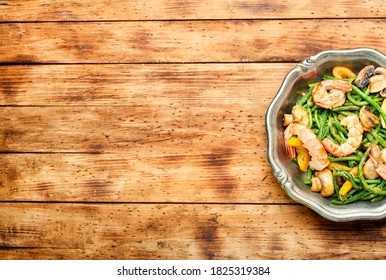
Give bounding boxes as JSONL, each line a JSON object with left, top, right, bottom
{"left": 1, "top": 1, "right": 386, "bottom": 260}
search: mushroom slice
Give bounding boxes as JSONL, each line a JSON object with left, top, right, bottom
{"left": 381, "top": 88, "right": 386, "bottom": 98}
{"left": 316, "top": 168, "right": 334, "bottom": 197}
{"left": 332, "top": 66, "right": 355, "bottom": 79}
{"left": 382, "top": 99, "right": 386, "bottom": 128}
{"left": 311, "top": 177, "right": 322, "bottom": 192}
{"left": 363, "top": 158, "right": 379, "bottom": 180}
{"left": 359, "top": 105, "right": 379, "bottom": 131}
{"left": 369, "top": 67, "right": 386, "bottom": 93}
{"left": 355, "top": 65, "right": 375, "bottom": 88}
{"left": 291, "top": 105, "right": 309, "bottom": 127}
{"left": 283, "top": 114, "right": 293, "bottom": 126}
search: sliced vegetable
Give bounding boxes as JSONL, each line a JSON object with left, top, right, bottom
{"left": 339, "top": 180, "right": 353, "bottom": 196}
{"left": 287, "top": 137, "right": 310, "bottom": 171}
{"left": 283, "top": 64, "right": 386, "bottom": 205}
{"left": 332, "top": 66, "right": 355, "bottom": 79}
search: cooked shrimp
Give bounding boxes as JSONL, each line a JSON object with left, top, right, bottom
{"left": 284, "top": 123, "right": 330, "bottom": 171}
{"left": 363, "top": 144, "right": 381, "bottom": 179}
{"left": 312, "top": 80, "right": 352, "bottom": 109}
{"left": 369, "top": 144, "right": 386, "bottom": 180}
{"left": 322, "top": 115, "right": 363, "bottom": 157}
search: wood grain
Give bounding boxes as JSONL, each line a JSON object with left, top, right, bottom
{"left": 0, "top": 103, "right": 264, "bottom": 152}
{"left": 0, "top": 151, "right": 285, "bottom": 203}
{"left": 2, "top": 20, "right": 386, "bottom": 63}
{"left": 0, "top": 63, "right": 290, "bottom": 203}
{"left": 0, "top": 100, "right": 280, "bottom": 203}
{"left": 1, "top": 0, "right": 385, "bottom": 21}
{"left": 1, "top": 203, "right": 386, "bottom": 260}
{"left": 0, "top": 63, "right": 294, "bottom": 105}
{"left": 3, "top": 0, "right": 386, "bottom": 262}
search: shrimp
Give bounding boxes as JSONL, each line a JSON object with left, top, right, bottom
{"left": 284, "top": 123, "right": 330, "bottom": 171}
{"left": 312, "top": 79, "right": 352, "bottom": 109}
{"left": 369, "top": 144, "right": 386, "bottom": 180}
{"left": 322, "top": 115, "right": 363, "bottom": 157}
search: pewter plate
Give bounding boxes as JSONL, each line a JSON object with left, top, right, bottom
{"left": 266, "top": 48, "right": 386, "bottom": 222}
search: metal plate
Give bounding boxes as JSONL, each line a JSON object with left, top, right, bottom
{"left": 266, "top": 48, "right": 386, "bottom": 222}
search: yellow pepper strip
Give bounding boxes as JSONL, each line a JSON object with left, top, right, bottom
{"left": 327, "top": 162, "right": 352, "bottom": 172}
{"left": 332, "top": 66, "right": 355, "bottom": 79}
{"left": 339, "top": 180, "right": 353, "bottom": 196}
{"left": 287, "top": 137, "right": 310, "bottom": 171}
{"left": 287, "top": 137, "right": 303, "bottom": 148}
{"left": 350, "top": 166, "right": 358, "bottom": 177}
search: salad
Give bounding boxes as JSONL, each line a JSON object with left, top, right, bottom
{"left": 283, "top": 64, "right": 386, "bottom": 205}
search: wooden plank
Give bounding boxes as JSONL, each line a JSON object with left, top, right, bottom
{"left": 0, "top": 103, "right": 264, "bottom": 152}
{"left": 0, "top": 64, "right": 291, "bottom": 203}
{"left": 1, "top": 20, "right": 386, "bottom": 63}
{"left": 0, "top": 0, "right": 385, "bottom": 21}
{"left": 0, "top": 63, "right": 274, "bottom": 152}
{"left": 0, "top": 151, "right": 286, "bottom": 203}
{"left": 1, "top": 203, "right": 386, "bottom": 259}
{"left": 0, "top": 63, "right": 294, "bottom": 105}
{"left": 0, "top": 102, "right": 279, "bottom": 203}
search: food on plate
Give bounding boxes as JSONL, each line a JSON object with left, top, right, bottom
{"left": 283, "top": 65, "right": 386, "bottom": 204}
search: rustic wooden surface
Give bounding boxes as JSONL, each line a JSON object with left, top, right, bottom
{"left": 1, "top": 0, "right": 386, "bottom": 260}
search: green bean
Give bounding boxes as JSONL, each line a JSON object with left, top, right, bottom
{"left": 332, "top": 119, "right": 348, "bottom": 136}
{"left": 297, "top": 89, "right": 312, "bottom": 106}
{"left": 342, "top": 100, "right": 355, "bottom": 107}
{"left": 286, "top": 68, "right": 386, "bottom": 205}
{"left": 323, "top": 75, "right": 336, "bottom": 80}
{"left": 374, "top": 122, "right": 381, "bottom": 133}
{"left": 370, "top": 130, "right": 386, "bottom": 148}
{"left": 352, "top": 85, "right": 386, "bottom": 125}
{"left": 364, "top": 86, "right": 370, "bottom": 95}
{"left": 306, "top": 167, "right": 312, "bottom": 180}
{"left": 328, "top": 155, "right": 360, "bottom": 162}
{"left": 329, "top": 124, "right": 344, "bottom": 144}
{"left": 347, "top": 76, "right": 357, "bottom": 84}
{"left": 317, "top": 110, "right": 329, "bottom": 139}
{"left": 306, "top": 106, "right": 313, "bottom": 128}
{"left": 324, "top": 135, "right": 339, "bottom": 145}
{"left": 371, "top": 195, "right": 386, "bottom": 202}
{"left": 365, "top": 179, "right": 382, "bottom": 184}
{"left": 313, "top": 109, "right": 320, "bottom": 129}
{"left": 308, "top": 82, "right": 319, "bottom": 90}
{"left": 304, "top": 167, "right": 313, "bottom": 185}
{"left": 322, "top": 119, "right": 331, "bottom": 139}
{"left": 333, "top": 171, "right": 360, "bottom": 188}
{"left": 365, "top": 132, "right": 376, "bottom": 144}
{"left": 379, "top": 132, "right": 386, "bottom": 139}
{"left": 346, "top": 187, "right": 359, "bottom": 198}
{"left": 332, "top": 174, "right": 341, "bottom": 197}
{"left": 377, "top": 180, "right": 386, "bottom": 189}
{"left": 306, "top": 96, "right": 315, "bottom": 108}
{"left": 331, "top": 105, "right": 361, "bottom": 112}
{"left": 354, "top": 149, "right": 364, "bottom": 159}
{"left": 328, "top": 156, "right": 363, "bottom": 202}
{"left": 358, "top": 145, "right": 386, "bottom": 195}
{"left": 337, "top": 111, "right": 354, "bottom": 116}
{"left": 361, "top": 192, "right": 379, "bottom": 201}
{"left": 331, "top": 190, "right": 368, "bottom": 205}
{"left": 348, "top": 160, "right": 356, "bottom": 168}
{"left": 346, "top": 92, "right": 368, "bottom": 106}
